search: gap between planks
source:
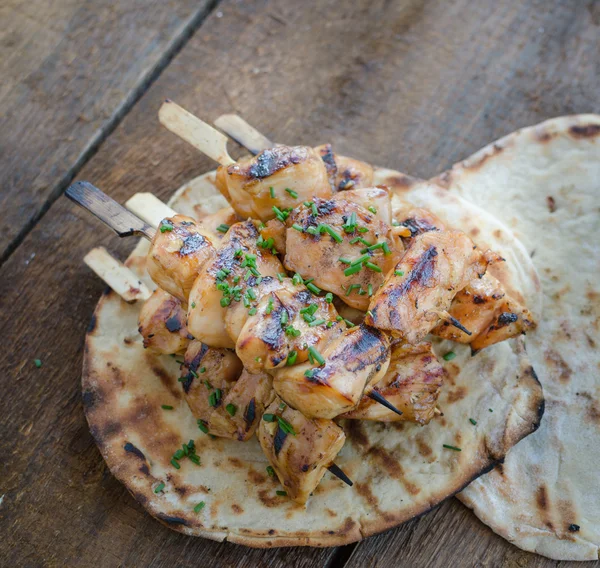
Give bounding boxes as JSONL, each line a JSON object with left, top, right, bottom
{"left": 0, "top": 0, "right": 222, "bottom": 269}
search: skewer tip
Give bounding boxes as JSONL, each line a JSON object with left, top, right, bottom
{"left": 367, "top": 390, "right": 403, "bottom": 416}
{"left": 327, "top": 463, "right": 353, "bottom": 487}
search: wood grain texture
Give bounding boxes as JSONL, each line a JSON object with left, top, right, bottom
{"left": 0, "top": 0, "right": 598, "bottom": 566}
{"left": 0, "top": 0, "right": 216, "bottom": 263}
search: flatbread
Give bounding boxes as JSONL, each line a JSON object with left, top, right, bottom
{"left": 434, "top": 115, "right": 600, "bottom": 561}
{"left": 82, "top": 167, "right": 543, "bottom": 547}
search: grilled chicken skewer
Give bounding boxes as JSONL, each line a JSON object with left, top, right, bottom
{"left": 68, "top": 183, "right": 403, "bottom": 419}
{"left": 214, "top": 114, "right": 375, "bottom": 193}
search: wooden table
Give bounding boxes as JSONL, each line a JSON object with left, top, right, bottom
{"left": 1, "top": 1, "right": 598, "bottom": 566}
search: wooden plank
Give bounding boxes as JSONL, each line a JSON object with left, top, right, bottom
{"left": 0, "top": 0, "right": 216, "bottom": 262}
{"left": 0, "top": 0, "right": 597, "bottom": 566}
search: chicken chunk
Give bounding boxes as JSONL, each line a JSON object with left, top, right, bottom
{"left": 285, "top": 198, "right": 402, "bottom": 311}
{"left": 215, "top": 145, "right": 332, "bottom": 221}
{"left": 257, "top": 397, "right": 346, "bottom": 504}
{"left": 146, "top": 215, "right": 215, "bottom": 302}
{"left": 235, "top": 278, "right": 344, "bottom": 373}
{"left": 208, "top": 370, "right": 274, "bottom": 441}
{"left": 366, "top": 229, "right": 491, "bottom": 344}
{"left": 272, "top": 324, "right": 390, "bottom": 419}
{"left": 333, "top": 186, "right": 394, "bottom": 225}
{"left": 179, "top": 340, "right": 243, "bottom": 429}
{"left": 314, "top": 144, "right": 374, "bottom": 191}
{"left": 342, "top": 341, "right": 446, "bottom": 424}
{"left": 138, "top": 288, "right": 192, "bottom": 354}
{"left": 187, "top": 220, "right": 283, "bottom": 348}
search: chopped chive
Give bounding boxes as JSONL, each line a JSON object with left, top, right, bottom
{"left": 285, "top": 326, "right": 301, "bottom": 337}
{"left": 266, "top": 465, "right": 276, "bottom": 477}
{"left": 190, "top": 369, "right": 199, "bottom": 378}
{"left": 266, "top": 297, "right": 274, "bottom": 315}
{"left": 350, "top": 254, "right": 370, "bottom": 266}
{"left": 191, "top": 302, "right": 196, "bottom": 308}
{"left": 188, "top": 454, "right": 201, "bottom": 465}
{"left": 171, "top": 458, "right": 181, "bottom": 469}
{"left": 489, "top": 408, "right": 493, "bottom": 412}
{"left": 304, "top": 201, "right": 312, "bottom": 207}
{"left": 308, "top": 346, "right": 325, "bottom": 366}
{"left": 358, "top": 226, "right": 369, "bottom": 233}
{"left": 344, "top": 264, "right": 363, "bottom": 277}
{"left": 368, "top": 284, "right": 373, "bottom": 296}
{"left": 311, "top": 203, "right": 318, "bottom": 216}
{"left": 216, "top": 224, "right": 230, "bottom": 233}
{"left": 338, "top": 257, "right": 352, "bottom": 264}
{"left": 306, "top": 283, "right": 321, "bottom": 295}
{"left": 320, "top": 224, "right": 343, "bottom": 243}
{"left": 34, "top": 359, "right": 42, "bottom": 368}
{"left": 292, "top": 273, "right": 303, "bottom": 285}
{"left": 368, "top": 206, "right": 377, "bottom": 214}
{"left": 443, "top": 444, "right": 462, "bottom": 452}
{"left": 161, "top": 405, "right": 174, "bottom": 410}
{"left": 285, "top": 188, "right": 299, "bottom": 199}
{"left": 287, "top": 350, "right": 298, "bottom": 365}
{"left": 276, "top": 416, "right": 296, "bottom": 435}
{"left": 248, "top": 307, "right": 257, "bottom": 316}
{"left": 350, "top": 237, "right": 371, "bottom": 246}
{"left": 343, "top": 211, "right": 357, "bottom": 233}
{"left": 292, "top": 223, "right": 304, "bottom": 232}
{"left": 382, "top": 242, "right": 391, "bottom": 255}
{"left": 306, "top": 226, "right": 319, "bottom": 236}
{"left": 345, "top": 283, "right": 361, "bottom": 296}
{"left": 159, "top": 220, "right": 174, "bottom": 233}
{"left": 277, "top": 273, "right": 285, "bottom": 282}
{"left": 199, "top": 367, "right": 206, "bottom": 374}
{"left": 303, "top": 313, "right": 315, "bottom": 323}
{"left": 220, "top": 297, "right": 231, "bottom": 307}
{"left": 309, "top": 318, "right": 326, "bottom": 327}
{"left": 269, "top": 186, "right": 275, "bottom": 199}
{"left": 276, "top": 490, "right": 287, "bottom": 496}
{"left": 280, "top": 310, "right": 289, "bottom": 326}
{"left": 194, "top": 501, "right": 206, "bottom": 513}
{"left": 226, "top": 403, "right": 237, "bottom": 417}
{"left": 365, "top": 261, "right": 382, "bottom": 272}
{"left": 469, "top": 418, "right": 477, "bottom": 425}
{"left": 443, "top": 351, "right": 456, "bottom": 361}
{"left": 247, "top": 288, "right": 257, "bottom": 300}
{"left": 325, "top": 292, "right": 333, "bottom": 303}
{"left": 344, "top": 319, "right": 355, "bottom": 328}
{"left": 263, "top": 413, "right": 276, "bottom": 422}
{"left": 197, "top": 419, "right": 209, "bottom": 433}
{"left": 394, "top": 270, "right": 404, "bottom": 276}
{"left": 272, "top": 206, "right": 289, "bottom": 222}
{"left": 304, "top": 369, "right": 315, "bottom": 378}
{"left": 154, "top": 482, "right": 165, "bottom": 493}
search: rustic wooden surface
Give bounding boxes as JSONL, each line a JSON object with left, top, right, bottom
{"left": 1, "top": 0, "right": 598, "bottom": 566}
{"left": 0, "top": 0, "right": 216, "bottom": 263}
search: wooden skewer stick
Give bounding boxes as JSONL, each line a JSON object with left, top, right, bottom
{"left": 367, "top": 390, "right": 403, "bottom": 416}
{"left": 126, "top": 193, "right": 176, "bottom": 228}
{"left": 327, "top": 463, "right": 353, "bottom": 486}
{"left": 84, "top": 247, "right": 151, "bottom": 303}
{"left": 434, "top": 310, "right": 473, "bottom": 336}
{"left": 158, "top": 100, "right": 235, "bottom": 166}
{"left": 65, "top": 181, "right": 156, "bottom": 241}
{"left": 214, "top": 114, "right": 274, "bottom": 155}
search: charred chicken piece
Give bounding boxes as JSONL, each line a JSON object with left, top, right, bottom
{"left": 208, "top": 369, "right": 275, "bottom": 441}
{"left": 366, "top": 229, "right": 492, "bottom": 344}
{"left": 179, "top": 340, "right": 243, "bottom": 429}
{"left": 285, "top": 197, "right": 402, "bottom": 311}
{"left": 215, "top": 145, "right": 332, "bottom": 221}
{"left": 146, "top": 214, "right": 215, "bottom": 302}
{"left": 315, "top": 144, "right": 374, "bottom": 191}
{"left": 138, "top": 288, "right": 192, "bottom": 354}
{"left": 343, "top": 341, "right": 446, "bottom": 424}
{"left": 187, "top": 220, "right": 283, "bottom": 348}
{"left": 235, "top": 278, "right": 344, "bottom": 374}
{"left": 257, "top": 397, "right": 346, "bottom": 504}
{"left": 272, "top": 324, "right": 390, "bottom": 419}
